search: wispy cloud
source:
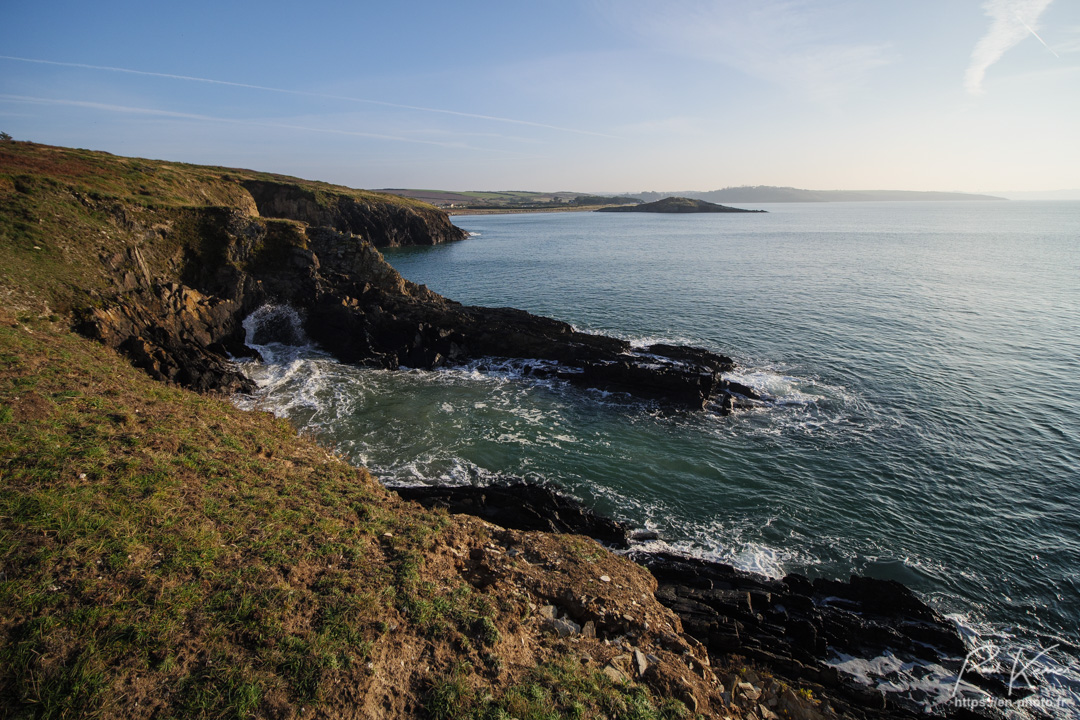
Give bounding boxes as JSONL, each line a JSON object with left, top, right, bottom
{"left": 592, "top": 0, "right": 893, "bottom": 101}
{"left": 0, "top": 94, "right": 484, "bottom": 149}
{"left": 965, "top": 0, "right": 1057, "bottom": 95}
{"left": 0, "top": 55, "right": 616, "bottom": 139}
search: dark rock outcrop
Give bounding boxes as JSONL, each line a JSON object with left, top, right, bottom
{"left": 596, "top": 196, "right": 766, "bottom": 214}
{"left": 638, "top": 555, "right": 966, "bottom": 708}
{"left": 396, "top": 481, "right": 629, "bottom": 548}
{"left": 395, "top": 481, "right": 1008, "bottom": 719}
{"left": 79, "top": 281, "right": 256, "bottom": 394}
{"left": 80, "top": 197, "right": 756, "bottom": 409}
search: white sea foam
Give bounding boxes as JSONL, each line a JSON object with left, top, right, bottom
{"left": 617, "top": 506, "right": 810, "bottom": 580}
{"left": 724, "top": 369, "right": 819, "bottom": 404}
{"left": 823, "top": 611, "right": 1080, "bottom": 718}
{"left": 563, "top": 325, "right": 703, "bottom": 350}
{"left": 618, "top": 534, "right": 794, "bottom": 580}
{"left": 377, "top": 454, "right": 504, "bottom": 487}
{"left": 941, "top": 614, "right": 1080, "bottom": 718}
{"left": 829, "top": 652, "right": 972, "bottom": 713}
{"left": 231, "top": 306, "right": 1080, "bottom": 718}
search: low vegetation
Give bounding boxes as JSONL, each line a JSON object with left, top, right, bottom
{"left": 426, "top": 657, "right": 690, "bottom": 720}
{"left": 1, "top": 308, "right": 416, "bottom": 716}
{"left": 0, "top": 304, "right": 712, "bottom": 718}
{"left": 0, "top": 141, "right": 440, "bottom": 312}
{"left": 0, "top": 142, "right": 724, "bottom": 718}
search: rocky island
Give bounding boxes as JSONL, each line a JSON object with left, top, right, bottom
{"left": 596, "top": 196, "right": 766, "bottom": 213}
{"left": 0, "top": 142, "right": 1009, "bottom": 718}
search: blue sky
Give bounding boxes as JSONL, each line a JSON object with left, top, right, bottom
{"left": 2, "top": 0, "right": 1078, "bottom": 193}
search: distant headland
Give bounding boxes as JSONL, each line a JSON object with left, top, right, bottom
{"left": 595, "top": 196, "right": 765, "bottom": 214}
{"left": 634, "top": 186, "right": 1007, "bottom": 203}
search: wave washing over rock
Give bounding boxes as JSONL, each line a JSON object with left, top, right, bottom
{"left": 397, "top": 480, "right": 1069, "bottom": 719}
{"left": 232, "top": 304, "right": 1063, "bottom": 718}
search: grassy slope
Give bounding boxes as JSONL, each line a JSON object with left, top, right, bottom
{"left": 0, "top": 142, "right": 434, "bottom": 313}
{"left": 1, "top": 308, "right": 415, "bottom": 717}
{"left": 1, "top": 311, "right": 698, "bottom": 719}
{"left": 0, "top": 143, "right": 705, "bottom": 719}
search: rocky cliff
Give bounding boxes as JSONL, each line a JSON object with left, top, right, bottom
{"left": 242, "top": 179, "right": 468, "bottom": 247}
{"left": 78, "top": 199, "right": 755, "bottom": 409}
{"left": 0, "top": 143, "right": 757, "bottom": 411}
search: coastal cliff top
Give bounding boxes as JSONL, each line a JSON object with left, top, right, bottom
{"left": 0, "top": 141, "right": 743, "bottom": 718}
{"left": 0, "top": 142, "right": 466, "bottom": 312}
{"left": 595, "top": 196, "right": 766, "bottom": 213}
{"left": 0, "top": 140, "right": 977, "bottom": 720}
{"left": 0, "top": 141, "right": 444, "bottom": 213}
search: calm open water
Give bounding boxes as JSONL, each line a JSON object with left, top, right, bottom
{"left": 238, "top": 201, "right": 1080, "bottom": 712}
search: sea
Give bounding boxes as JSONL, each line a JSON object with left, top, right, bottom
{"left": 235, "top": 201, "right": 1080, "bottom": 716}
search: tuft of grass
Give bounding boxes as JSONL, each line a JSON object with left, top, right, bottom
{"left": 426, "top": 664, "right": 476, "bottom": 720}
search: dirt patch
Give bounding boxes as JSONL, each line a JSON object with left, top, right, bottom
{"left": 9, "top": 390, "right": 53, "bottom": 422}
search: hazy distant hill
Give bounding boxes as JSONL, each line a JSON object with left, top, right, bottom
{"left": 990, "top": 189, "right": 1080, "bottom": 201}
{"left": 634, "top": 187, "right": 1006, "bottom": 203}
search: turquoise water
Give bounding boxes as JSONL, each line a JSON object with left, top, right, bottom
{"left": 238, "top": 201, "right": 1080, "bottom": 711}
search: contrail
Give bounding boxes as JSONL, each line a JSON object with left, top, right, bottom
{"left": 1015, "top": 13, "right": 1060, "bottom": 57}
{"left": 0, "top": 94, "right": 488, "bottom": 149}
{"left": 965, "top": 0, "right": 1056, "bottom": 94}
{"left": 0, "top": 55, "right": 616, "bottom": 138}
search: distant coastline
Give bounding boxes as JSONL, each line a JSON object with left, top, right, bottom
{"left": 380, "top": 185, "right": 1008, "bottom": 215}
{"left": 634, "top": 186, "right": 1007, "bottom": 203}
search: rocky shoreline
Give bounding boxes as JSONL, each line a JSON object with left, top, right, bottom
{"left": 67, "top": 165, "right": 1013, "bottom": 716}
{"left": 78, "top": 181, "right": 764, "bottom": 411}
{"left": 400, "top": 480, "right": 1026, "bottom": 720}
{"left": 4, "top": 144, "right": 1032, "bottom": 718}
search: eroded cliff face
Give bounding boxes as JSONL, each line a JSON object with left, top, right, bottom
{"left": 242, "top": 180, "right": 468, "bottom": 247}
{"left": 79, "top": 187, "right": 755, "bottom": 410}
{"left": 74, "top": 189, "right": 463, "bottom": 394}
